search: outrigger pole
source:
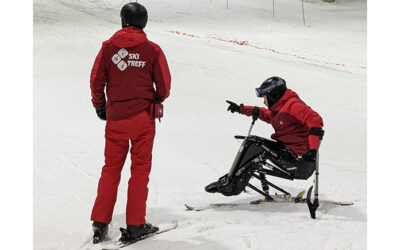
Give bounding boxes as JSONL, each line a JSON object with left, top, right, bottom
{"left": 307, "top": 136, "right": 323, "bottom": 219}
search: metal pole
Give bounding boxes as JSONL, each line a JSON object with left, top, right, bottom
{"left": 247, "top": 121, "right": 255, "bottom": 136}
{"left": 273, "top": 0, "right": 275, "bottom": 19}
{"left": 247, "top": 107, "right": 259, "bottom": 136}
{"left": 314, "top": 141, "right": 322, "bottom": 204}
{"left": 247, "top": 183, "right": 273, "bottom": 200}
{"left": 252, "top": 174, "right": 291, "bottom": 195}
{"left": 302, "top": 0, "right": 306, "bottom": 26}
{"left": 306, "top": 139, "right": 322, "bottom": 219}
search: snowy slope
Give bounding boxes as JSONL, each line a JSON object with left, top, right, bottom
{"left": 33, "top": 0, "right": 366, "bottom": 249}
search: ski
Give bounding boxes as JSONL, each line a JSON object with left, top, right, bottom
{"left": 185, "top": 195, "right": 353, "bottom": 212}
{"left": 185, "top": 203, "right": 241, "bottom": 211}
{"left": 97, "top": 221, "right": 178, "bottom": 250}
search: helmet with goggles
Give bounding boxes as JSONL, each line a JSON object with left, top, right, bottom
{"left": 255, "top": 76, "right": 287, "bottom": 107}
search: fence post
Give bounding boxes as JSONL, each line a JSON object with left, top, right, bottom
{"left": 302, "top": 0, "right": 306, "bottom": 26}
{"left": 273, "top": 0, "right": 275, "bottom": 19}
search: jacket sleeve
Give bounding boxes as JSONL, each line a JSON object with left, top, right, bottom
{"left": 152, "top": 47, "right": 171, "bottom": 102}
{"left": 90, "top": 43, "right": 107, "bottom": 109}
{"left": 239, "top": 105, "right": 272, "bottom": 123}
{"left": 290, "top": 101, "right": 324, "bottom": 151}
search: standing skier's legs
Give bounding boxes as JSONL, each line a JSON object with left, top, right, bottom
{"left": 91, "top": 135, "right": 129, "bottom": 224}
{"left": 90, "top": 111, "right": 158, "bottom": 242}
{"left": 126, "top": 112, "right": 155, "bottom": 225}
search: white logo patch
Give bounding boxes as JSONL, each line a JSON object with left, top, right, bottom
{"left": 118, "top": 48, "right": 128, "bottom": 59}
{"left": 117, "top": 61, "right": 128, "bottom": 71}
{"left": 112, "top": 54, "right": 121, "bottom": 64}
{"left": 111, "top": 48, "right": 146, "bottom": 71}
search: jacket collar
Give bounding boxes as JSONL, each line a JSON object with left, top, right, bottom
{"left": 268, "top": 89, "right": 299, "bottom": 112}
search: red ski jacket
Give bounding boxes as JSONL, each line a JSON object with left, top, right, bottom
{"left": 90, "top": 26, "right": 171, "bottom": 121}
{"left": 240, "top": 89, "right": 323, "bottom": 156}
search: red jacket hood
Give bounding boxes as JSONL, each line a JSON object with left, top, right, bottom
{"left": 269, "top": 89, "right": 299, "bottom": 112}
{"left": 110, "top": 27, "right": 147, "bottom": 48}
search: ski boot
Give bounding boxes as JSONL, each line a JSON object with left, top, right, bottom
{"left": 92, "top": 221, "right": 108, "bottom": 244}
{"left": 205, "top": 174, "right": 231, "bottom": 193}
{"left": 119, "top": 222, "right": 159, "bottom": 243}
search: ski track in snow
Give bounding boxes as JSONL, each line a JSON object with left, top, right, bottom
{"left": 34, "top": 0, "right": 366, "bottom": 249}
{"left": 55, "top": 154, "right": 98, "bottom": 182}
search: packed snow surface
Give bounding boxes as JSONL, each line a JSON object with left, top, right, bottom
{"left": 34, "top": 0, "right": 366, "bottom": 249}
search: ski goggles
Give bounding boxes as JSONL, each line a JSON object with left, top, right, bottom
{"left": 255, "top": 79, "right": 285, "bottom": 97}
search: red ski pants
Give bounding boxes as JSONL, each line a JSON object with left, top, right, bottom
{"left": 91, "top": 111, "right": 155, "bottom": 225}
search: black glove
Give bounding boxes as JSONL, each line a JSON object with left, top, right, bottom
{"left": 302, "top": 149, "right": 317, "bottom": 163}
{"left": 95, "top": 105, "right": 106, "bottom": 121}
{"left": 252, "top": 106, "right": 260, "bottom": 120}
{"left": 226, "top": 100, "right": 240, "bottom": 113}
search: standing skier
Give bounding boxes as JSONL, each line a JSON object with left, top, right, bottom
{"left": 205, "top": 76, "right": 323, "bottom": 195}
{"left": 89, "top": 2, "right": 171, "bottom": 244}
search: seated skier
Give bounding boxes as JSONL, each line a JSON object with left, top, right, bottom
{"left": 205, "top": 76, "right": 324, "bottom": 196}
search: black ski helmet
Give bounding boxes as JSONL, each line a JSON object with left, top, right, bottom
{"left": 120, "top": 2, "right": 148, "bottom": 29}
{"left": 255, "top": 76, "right": 287, "bottom": 107}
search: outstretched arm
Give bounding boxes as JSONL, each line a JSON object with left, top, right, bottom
{"left": 240, "top": 105, "right": 272, "bottom": 123}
